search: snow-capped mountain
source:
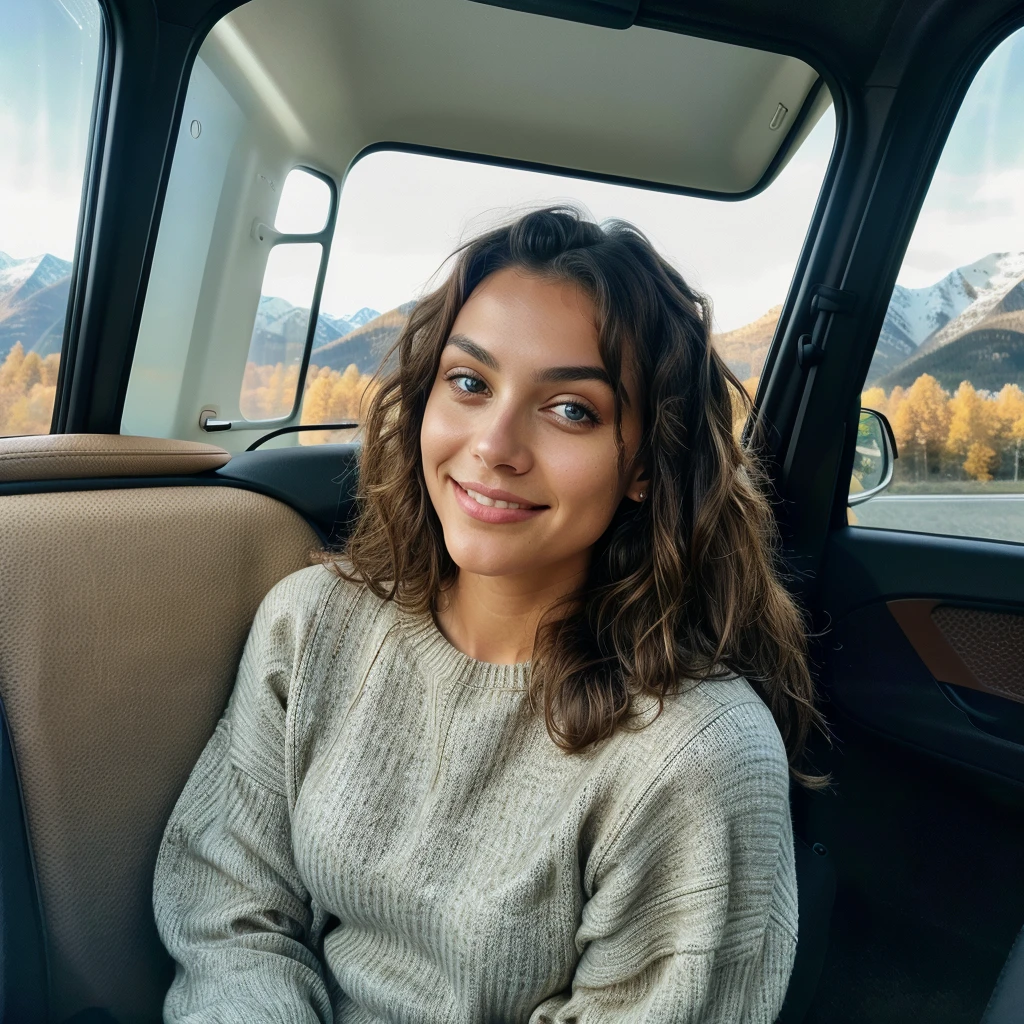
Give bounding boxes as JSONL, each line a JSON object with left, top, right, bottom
{"left": 0, "top": 253, "right": 72, "bottom": 311}
{"left": 868, "top": 251, "right": 1024, "bottom": 384}
{"left": 253, "top": 296, "right": 380, "bottom": 343}
{"left": 0, "top": 248, "right": 389, "bottom": 366}
{"left": 247, "top": 296, "right": 383, "bottom": 366}
{"left": 0, "top": 252, "right": 74, "bottom": 359}
{"left": 6, "top": 241, "right": 1015, "bottom": 391}
{"left": 346, "top": 307, "right": 382, "bottom": 329}
{"left": 870, "top": 252, "right": 1024, "bottom": 390}
{"left": 914, "top": 251, "right": 1024, "bottom": 355}
{"left": 880, "top": 270, "right": 976, "bottom": 355}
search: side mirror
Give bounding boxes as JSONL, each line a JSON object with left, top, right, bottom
{"left": 848, "top": 408, "right": 898, "bottom": 506}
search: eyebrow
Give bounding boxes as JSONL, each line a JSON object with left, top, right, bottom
{"left": 445, "top": 333, "right": 616, "bottom": 392}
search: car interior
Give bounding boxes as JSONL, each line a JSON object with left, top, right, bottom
{"left": 1, "top": 0, "right": 1024, "bottom": 1021}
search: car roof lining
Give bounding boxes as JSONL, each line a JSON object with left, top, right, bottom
{"left": 200, "top": 0, "right": 833, "bottom": 197}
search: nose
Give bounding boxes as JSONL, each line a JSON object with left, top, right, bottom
{"left": 469, "top": 398, "right": 533, "bottom": 475}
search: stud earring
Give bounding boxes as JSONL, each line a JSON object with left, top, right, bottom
{"left": 638, "top": 490, "right": 646, "bottom": 501}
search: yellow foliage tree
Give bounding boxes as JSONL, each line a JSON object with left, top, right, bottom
{"left": 860, "top": 386, "right": 887, "bottom": 415}
{"left": 962, "top": 441, "right": 998, "bottom": 482}
{"left": 890, "top": 374, "right": 950, "bottom": 479}
{"left": 994, "top": 383, "right": 1024, "bottom": 482}
{"left": 885, "top": 384, "right": 906, "bottom": 426}
{"left": 298, "top": 363, "right": 379, "bottom": 444}
{"left": 995, "top": 382, "right": 1024, "bottom": 437}
{"left": 947, "top": 380, "right": 999, "bottom": 481}
{"left": 0, "top": 344, "right": 61, "bottom": 436}
{"left": 239, "top": 362, "right": 302, "bottom": 420}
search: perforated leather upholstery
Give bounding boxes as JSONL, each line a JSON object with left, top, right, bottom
{"left": 0, "top": 484, "right": 319, "bottom": 1022}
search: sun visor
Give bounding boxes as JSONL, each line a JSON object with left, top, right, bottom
{"left": 467, "top": 0, "right": 641, "bottom": 31}
{"left": 204, "top": 0, "right": 830, "bottom": 196}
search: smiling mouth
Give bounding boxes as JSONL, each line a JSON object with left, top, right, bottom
{"left": 460, "top": 485, "right": 545, "bottom": 510}
{"left": 450, "top": 478, "right": 550, "bottom": 521}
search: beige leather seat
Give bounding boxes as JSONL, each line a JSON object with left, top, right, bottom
{"left": 0, "top": 434, "right": 321, "bottom": 1022}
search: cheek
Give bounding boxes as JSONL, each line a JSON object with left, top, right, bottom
{"left": 545, "top": 442, "right": 624, "bottom": 521}
{"left": 420, "top": 384, "right": 463, "bottom": 475}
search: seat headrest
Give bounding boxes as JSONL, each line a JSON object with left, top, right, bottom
{"left": 0, "top": 434, "right": 231, "bottom": 483}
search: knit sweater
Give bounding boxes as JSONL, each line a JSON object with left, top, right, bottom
{"left": 153, "top": 563, "right": 798, "bottom": 1023}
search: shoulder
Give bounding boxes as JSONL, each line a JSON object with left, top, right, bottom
{"left": 588, "top": 677, "right": 791, "bottom": 878}
{"left": 257, "top": 561, "right": 353, "bottom": 619}
{"left": 227, "top": 564, "right": 382, "bottom": 784}
{"left": 238, "top": 563, "right": 383, "bottom": 698}
{"left": 672, "top": 676, "right": 790, "bottom": 793}
{"left": 254, "top": 560, "right": 381, "bottom": 641}
{"left": 662, "top": 677, "right": 791, "bottom": 835}
{"left": 621, "top": 674, "right": 789, "bottom": 801}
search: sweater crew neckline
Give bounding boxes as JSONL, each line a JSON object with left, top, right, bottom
{"left": 395, "top": 606, "right": 532, "bottom": 692}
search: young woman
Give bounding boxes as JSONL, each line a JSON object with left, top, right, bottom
{"left": 153, "top": 206, "right": 822, "bottom": 1023}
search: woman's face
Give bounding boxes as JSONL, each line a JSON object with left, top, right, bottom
{"left": 420, "top": 266, "right": 645, "bottom": 584}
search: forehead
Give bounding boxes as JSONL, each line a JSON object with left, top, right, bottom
{"left": 447, "top": 267, "right": 640, "bottom": 404}
{"left": 452, "top": 268, "right": 600, "bottom": 357}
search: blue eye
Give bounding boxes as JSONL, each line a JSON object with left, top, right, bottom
{"left": 558, "top": 403, "right": 589, "bottom": 422}
{"left": 444, "top": 370, "right": 600, "bottom": 429}
{"left": 451, "top": 373, "right": 486, "bottom": 394}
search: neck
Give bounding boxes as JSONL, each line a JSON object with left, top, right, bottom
{"left": 435, "top": 561, "right": 587, "bottom": 665}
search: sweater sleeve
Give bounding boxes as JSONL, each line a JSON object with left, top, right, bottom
{"left": 530, "top": 697, "right": 798, "bottom": 1024}
{"left": 153, "top": 566, "right": 342, "bottom": 1024}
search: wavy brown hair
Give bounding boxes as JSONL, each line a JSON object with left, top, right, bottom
{"left": 329, "top": 205, "right": 825, "bottom": 785}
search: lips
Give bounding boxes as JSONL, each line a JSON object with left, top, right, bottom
{"left": 450, "top": 478, "right": 549, "bottom": 524}
{"left": 454, "top": 479, "right": 546, "bottom": 509}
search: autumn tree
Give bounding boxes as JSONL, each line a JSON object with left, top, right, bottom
{"left": 0, "top": 344, "right": 62, "bottom": 436}
{"left": 239, "top": 362, "right": 302, "bottom": 420}
{"left": 298, "top": 362, "right": 379, "bottom": 444}
{"left": 994, "top": 383, "right": 1024, "bottom": 481}
{"left": 860, "top": 386, "right": 887, "bottom": 415}
{"left": 890, "top": 374, "right": 950, "bottom": 480}
{"left": 947, "top": 380, "right": 999, "bottom": 482}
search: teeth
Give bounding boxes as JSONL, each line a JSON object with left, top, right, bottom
{"left": 464, "top": 487, "right": 525, "bottom": 510}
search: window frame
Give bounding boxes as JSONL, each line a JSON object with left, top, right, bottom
{"left": 234, "top": 164, "right": 340, "bottom": 431}
{"left": 2, "top": 0, "right": 113, "bottom": 436}
{"left": 836, "top": 13, "right": 1024, "bottom": 544}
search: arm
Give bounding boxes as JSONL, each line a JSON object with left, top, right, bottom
{"left": 153, "top": 567, "right": 342, "bottom": 1024}
{"left": 532, "top": 697, "right": 798, "bottom": 1024}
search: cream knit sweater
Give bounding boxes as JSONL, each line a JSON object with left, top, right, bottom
{"left": 153, "top": 564, "right": 798, "bottom": 1023}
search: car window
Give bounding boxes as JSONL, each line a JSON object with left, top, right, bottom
{"left": 284, "top": 131, "right": 836, "bottom": 446}
{"left": 123, "top": 44, "right": 835, "bottom": 450}
{"left": 0, "top": 0, "right": 104, "bottom": 437}
{"left": 851, "top": 25, "right": 1024, "bottom": 543}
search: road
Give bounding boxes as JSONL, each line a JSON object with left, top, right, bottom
{"left": 851, "top": 493, "right": 1024, "bottom": 544}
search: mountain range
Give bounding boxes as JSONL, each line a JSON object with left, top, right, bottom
{"left": 873, "top": 252, "right": 1024, "bottom": 391}
{"left": 0, "top": 253, "right": 74, "bottom": 359}
{"left": 0, "top": 250, "right": 398, "bottom": 372}
{"left": 5, "top": 248, "right": 1024, "bottom": 392}
{"left": 712, "top": 251, "right": 1024, "bottom": 391}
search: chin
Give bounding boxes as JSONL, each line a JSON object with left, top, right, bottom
{"left": 443, "top": 540, "right": 528, "bottom": 578}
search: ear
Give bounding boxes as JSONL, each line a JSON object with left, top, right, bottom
{"left": 625, "top": 463, "right": 649, "bottom": 503}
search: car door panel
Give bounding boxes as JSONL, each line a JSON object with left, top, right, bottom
{"left": 820, "top": 526, "right": 1024, "bottom": 781}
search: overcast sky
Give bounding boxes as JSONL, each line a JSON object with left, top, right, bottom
{"left": 315, "top": 113, "right": 835, "bottom": 334}
{"left": 3, "top": 5, "right": 1023, "bottom": 331}
{"left": 0, "top": 0, "right": 101, "bottom": 265}
{"left": 898, "top": 26, "right": 1024, "bottom": 288}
